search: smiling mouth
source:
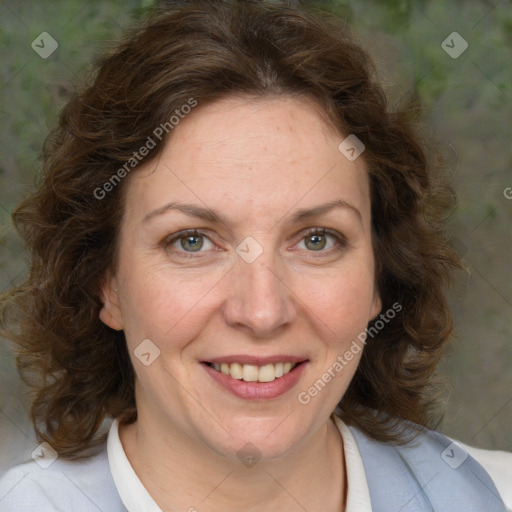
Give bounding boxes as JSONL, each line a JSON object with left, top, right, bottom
{"left": 203, "top": 361, "right": 304, "bottom": 383}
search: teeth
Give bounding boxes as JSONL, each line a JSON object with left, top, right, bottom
{"left": 230, "top": 363, "right": 243, "bottom": 380}
{"left": 258, "top": 364, "right": 275, "bottom": 383}
{"left": 242, "top": 365, "right": 259, "bottom": 382}
{"left": 209, "top": 361, "right": 298, "bottom": 382}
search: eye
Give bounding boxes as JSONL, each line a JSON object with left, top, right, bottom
{"left": 297, "top": 228, "right": 346, "bottom": 253}
{"left": 164, "top": 228, "right": 346, "bottom": 258}
{"left": 166, "top": 230, "right": 215, "bottom": 254}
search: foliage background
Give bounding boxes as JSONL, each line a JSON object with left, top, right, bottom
{"left": 1, "top": 0, "right": 511, "bottom": 476}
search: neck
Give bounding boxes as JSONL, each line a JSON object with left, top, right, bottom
{"left": 119, "top": 413, "right": 346, "bottom": 512}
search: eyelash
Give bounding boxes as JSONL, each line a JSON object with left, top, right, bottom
{"left": 164, "top": 228, "right": 347, "bottom": 258}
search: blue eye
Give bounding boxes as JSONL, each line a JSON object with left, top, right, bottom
{"left": 298, "top": 229, "right": 346, "bottom": 252}
{"left": 167, "top": 231, "right": 214, "bottom": 254}
{"left": 164, "top": 228, "right": 346, "bottom": 258}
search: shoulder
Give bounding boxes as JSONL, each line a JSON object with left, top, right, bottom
{"left": 346, "top": 418, "right": 512, "bottom": 511}
{"left": 0, "top": 445, "right": 125, "bottom": 512}
{"left": 421, "top": 428, "right": 512, "bottom": 509}
{"left": 454, "top": 440, "right": 512, "bottom": 510}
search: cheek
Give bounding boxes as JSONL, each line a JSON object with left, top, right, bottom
{"left": 118, "top": 259, "right": 227, "bottom": 347}
{"left": 300, "top": 264, "right": 376, "bottom": 335}
{"left": 116, "top": 237, "right": 376, "bottom": 353}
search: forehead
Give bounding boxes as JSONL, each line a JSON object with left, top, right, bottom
{"left": 125, "top": 95, "right": 370, "bottom": 227}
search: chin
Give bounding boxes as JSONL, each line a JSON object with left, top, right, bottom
{"left": 200, "top": 413, "right": 311, "bottom": 462}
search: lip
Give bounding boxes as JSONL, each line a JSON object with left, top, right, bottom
{"left": 201, "top": 360, "right": 309, "bottom": 400}
{"left": 203, "top": 354, "right": 307, "bottom": 366}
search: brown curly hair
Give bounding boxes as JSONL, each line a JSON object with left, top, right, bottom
{"left": 0, "top": 0, "right": 461, "bottom": 459}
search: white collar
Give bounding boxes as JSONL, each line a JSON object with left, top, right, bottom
{"left": 333, "top": 415, "right": 372, "bottom": 512}
{"left": 107, "top": 416, "right": 372, "bottom": 512}
{"left": 107, "top": 418, "right": 161, "bottom": 512}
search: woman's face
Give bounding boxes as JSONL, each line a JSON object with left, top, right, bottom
{"left": 100, "top": 95, "right": 381, "bottom": 461}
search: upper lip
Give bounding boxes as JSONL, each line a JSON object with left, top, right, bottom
{"left": 203, "top": 355, "right": 308, "bottom": 365}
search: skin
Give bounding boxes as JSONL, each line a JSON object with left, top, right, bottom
{"left": 100, "top": 95, "right": 381, "bottom": 512}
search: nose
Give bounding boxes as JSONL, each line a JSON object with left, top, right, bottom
{"left": 222, "top": 250, "right": 297, "bottom": 338}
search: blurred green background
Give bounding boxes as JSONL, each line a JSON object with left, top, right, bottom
{"left": 1, "top": 0, "right": 511, "bottom": 475}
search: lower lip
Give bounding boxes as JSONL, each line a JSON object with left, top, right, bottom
{"left": 202, "top": 362, "right": 308, "bottom": 400}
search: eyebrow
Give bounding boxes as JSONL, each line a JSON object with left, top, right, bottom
{"left": 142, "top": 199, "right": 362, "bottom": 226}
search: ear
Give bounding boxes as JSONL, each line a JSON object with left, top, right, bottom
{"left": 98, "top": 272, "right": 124, "bottom": 331}
{"left": 369, "top": 289, "right": 382, "bottom": 322}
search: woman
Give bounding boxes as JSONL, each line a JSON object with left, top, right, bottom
{"left": 0, "top": 1, "right": 510, "bottom": 511}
